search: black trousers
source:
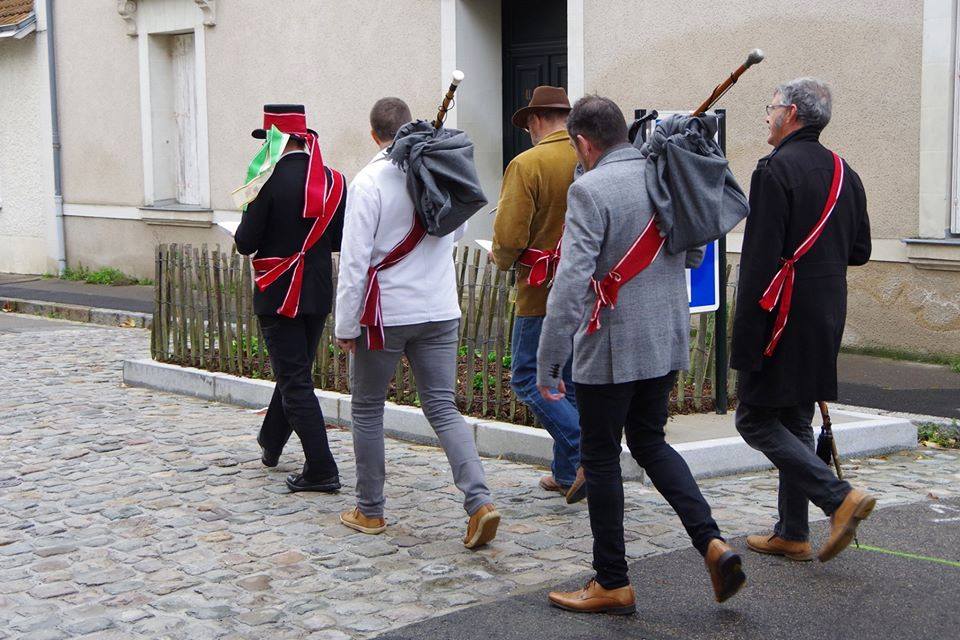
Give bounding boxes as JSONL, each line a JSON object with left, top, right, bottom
{"left": 257, "top": 313, "right": 338, "bottom": 481}
{"left": 578, "top": 371, "right": 722, "bottom": 589}
{"left": 735, "top": 402, "right": 850, "bottom": 540}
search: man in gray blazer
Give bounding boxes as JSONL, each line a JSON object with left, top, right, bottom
{"left": 537, "top": 96, "right": 746, "bottom": 615}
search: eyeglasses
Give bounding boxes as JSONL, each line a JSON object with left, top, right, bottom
{"left": 765, "top": 104, "right": 792, "bottom": 116}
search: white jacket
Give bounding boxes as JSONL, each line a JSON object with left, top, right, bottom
{"left": 335, "top": 150, "right": 463, "bottom": 339}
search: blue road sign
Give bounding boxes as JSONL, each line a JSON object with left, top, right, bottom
{"left": 687, "top": 240, "right": 719, "bottom": 314}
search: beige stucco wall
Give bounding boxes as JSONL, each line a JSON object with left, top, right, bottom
{"left": 53, "top": 0, "right": 440, "bottom": 276}
{"left": 583, "top": 0, "right": 923, "bottom": 241}
{"left": 52, "top": 0, "right": 439, "bottom": 210}
{"left": 55, "top": 0, "right": 143, "bottom": 205}
{"left": 0, "top": 26, "right": 55, "bottom": 274}
{"left": 64, "top": 216, "right": 229, "bottom": 277}
{"left": 846, "top": 261, "right": 960, "bottom": 357}
{"left": 585, "top": 1, "right": 960, "bottom": 357}
{"left": 206, "top": 0, "right": 441, "bottom": 211}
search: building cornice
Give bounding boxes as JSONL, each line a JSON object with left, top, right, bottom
{"left": 117, "top": 0, "right": 215, "bottom": 37}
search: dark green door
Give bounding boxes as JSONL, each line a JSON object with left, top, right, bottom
{"left": 502, "top": 0, "right": 567, "bottom": 169}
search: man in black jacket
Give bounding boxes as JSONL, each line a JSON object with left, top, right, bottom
{"left": 732, "top": 78, "right": 875, "bottom": 564}
{"left": 235, "top": 104, "right": 346, "bottom": 493}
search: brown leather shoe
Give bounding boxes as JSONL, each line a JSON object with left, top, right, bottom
{"left": 463, "top": 504, "right": 500, "bottom": 549}
{"left": 565, "top": 467, "right": 587, "bottom": 504}
{"left": 548, "top": 579, "right": 636, "bottom": 615}
{"left": 539, "top": 476, "right": 567, "bottom": 493}
{"left": 746, "top": 533, "right": 813, "bottom": 561}
{"left": 704, "top": 539, "right": 746, "bottom": 603}
{"left": 818, "top": 488, "right": 876, "bottom": 562}
{"left": 340, "top": 508, "right": 386, "bottom": 535}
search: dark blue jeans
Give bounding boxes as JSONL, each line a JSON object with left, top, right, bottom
{"left": 510, "top": 315, "right": 581, "bottom": 486}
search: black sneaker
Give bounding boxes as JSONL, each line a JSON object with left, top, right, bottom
{"left": 285, "top": 473, "right": 341, "bottom": 493}
{"left": 257, "top": 436, "right": 280, "bottom": 468}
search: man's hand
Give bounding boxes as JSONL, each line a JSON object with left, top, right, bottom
{"left": 537, "top": 379, "right": 566, "bottom": 402}
{"left": 336, "top": 338, "right": 356, "bottom": 354}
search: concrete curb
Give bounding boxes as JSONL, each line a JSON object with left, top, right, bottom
{"left": 1, "top": 297, "right": 152, "bottom": 329}
{"left": 122, "top": 358, "right": 917, "bottom": 483}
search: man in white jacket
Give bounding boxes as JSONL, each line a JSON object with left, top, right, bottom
{"left": 335, "top": 97, "right": 500, "bottom": 549}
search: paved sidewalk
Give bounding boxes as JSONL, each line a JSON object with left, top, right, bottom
{"left": 1, "top": 314, "right": 957, "bottom": 639}
{"left": 0, "top": 273, "right": 153, "bottom": 314}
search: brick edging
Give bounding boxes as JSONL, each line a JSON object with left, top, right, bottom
{"left": 121, "top": 359, "right": 918, "bottom": 483}
{"left": 1, "top": 297, "right": 152, "bottom": 329}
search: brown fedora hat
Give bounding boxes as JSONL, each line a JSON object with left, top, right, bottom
{"left": 511, "top": 86, "right": 572, "bottom": 129}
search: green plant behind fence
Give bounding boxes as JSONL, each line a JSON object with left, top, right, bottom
{"left": 151, "top": 243, "right": 736, "bottom": 426}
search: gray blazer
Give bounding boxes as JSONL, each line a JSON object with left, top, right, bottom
{"left": 537, "top": 144, "right": 694, "bottom": 387}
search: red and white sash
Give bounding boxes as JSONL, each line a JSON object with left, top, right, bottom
{"left": 587, "top": 215, "right": 666, "bottom": 335}
{"left": 758, "top": 151, "right": 844, "bottom": 356}
{"left": 251, "top": 167, "right": 346, "bottom": 318}
{"left": 359, "top": 216, "right": 428, "bottom": 350}
{"left": 517, "top": 230, "right": 564, "bottom": 287}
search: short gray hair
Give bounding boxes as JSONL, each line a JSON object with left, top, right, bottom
{"left": 775, "top": 77, "right": 832, "bottom": 129}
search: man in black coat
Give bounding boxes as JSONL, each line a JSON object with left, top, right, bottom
{"left": 235, "top": 104, "right": 346, "bottom": 493}
{"left": 731, "top": 79, "right": 875, "bottom": 563}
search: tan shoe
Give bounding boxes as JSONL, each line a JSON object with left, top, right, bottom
{"left": 463, "top": 504, "right": 500, "bottom": 549}
{"left": 340, "top": 508, "right": 386, "bottom": 535}
{"left": 565, "top": 467, "right": 587, "bottom": 504}
{"left": 746, "top": 533, "right": 813, "bottom": 561}
{"left": 704, "top": 539, "right": 746, "bottom": 603}
{"left": 818, "top": 488, "right": 876, "bottom": 562}
{"left": 539, "top": 476, "right": 567, "bottom": 493}
{"left": 548, "top": 579, "right": 636, "bottom": 615}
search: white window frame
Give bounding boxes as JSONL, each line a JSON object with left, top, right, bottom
{"left": 953, "top": 1, "right": 960, "bottom": 234}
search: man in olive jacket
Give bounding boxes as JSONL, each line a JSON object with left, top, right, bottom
{"left": 732, "top": 78, "right": 875, "bottom": 564}
{"left": 492, "top": 86, "right": 584, "bottom": 503}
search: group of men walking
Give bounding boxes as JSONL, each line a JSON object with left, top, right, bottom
{"left": 234, "top": 75, "right": 875, "bottom": 615}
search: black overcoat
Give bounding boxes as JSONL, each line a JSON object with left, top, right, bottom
{"left": 234, "top": 153, "right": 345, "bottom": 317}
{"left": 731, "top": 127, "right": 871, "bottom": 407}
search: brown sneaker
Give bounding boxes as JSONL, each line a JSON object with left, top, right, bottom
{"left": 704, "top": 539, "right": 746, "bottom": 603}
{"left": 463, "top": 504, "right": 500, "bottom": 549}
{"left": 746, "top": 533, "right": 813, "bottom": 561}
{"left": 340, "top": 508, "right": 386, "bottom": 535}
{"left": 539, "top": 476, "right": 567, "bottom": 493}
{"left": 548, "top": 579, "right": 636, "bottom": 615}
{"left": 565, "top": 467, "right": 587, "bottom": 504}
{"left": 818, "top": 488, "right": 876, "bottom": 562}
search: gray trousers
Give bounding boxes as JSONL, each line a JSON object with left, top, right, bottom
{"left": 735, "top": 402, "right": 851, "bottom": 541}
{"left": 349, "top": 319, "right": 492, "bottom": 519}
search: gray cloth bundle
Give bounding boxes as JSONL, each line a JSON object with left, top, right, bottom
{"left": 636, "top": 114, "right": 749, "bottom": 254}
{"left": 387, "top": 120, "right": 488, "bottom": 237}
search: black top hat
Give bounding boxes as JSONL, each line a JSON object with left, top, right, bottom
{"left": 252, "top": 104, "right": 318, "bottom": 139}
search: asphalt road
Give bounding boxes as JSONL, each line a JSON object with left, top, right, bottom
{"left": 377, "top": 498, "right": 960, "bottom": 640}
{"left": 838, "top": 353, "right": 960, "bottom": 420}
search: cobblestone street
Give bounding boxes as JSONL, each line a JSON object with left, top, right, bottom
{"left": 2, "top": 316, "right": 958, "bottom": 639}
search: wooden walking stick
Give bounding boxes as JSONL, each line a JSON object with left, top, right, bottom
{"left": 691, "top": 49, "right": 765, "bottom": 115}
{"left": 434, "top": 70, "right": 465, "bottom": 129}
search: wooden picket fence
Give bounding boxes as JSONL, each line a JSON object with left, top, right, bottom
{"left": 151, "top": 243, "right": 736, "bottom": 426}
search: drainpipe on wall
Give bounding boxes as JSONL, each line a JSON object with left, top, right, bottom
{"left": 44, "top": 0, "right": 66, "bottom": 276}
